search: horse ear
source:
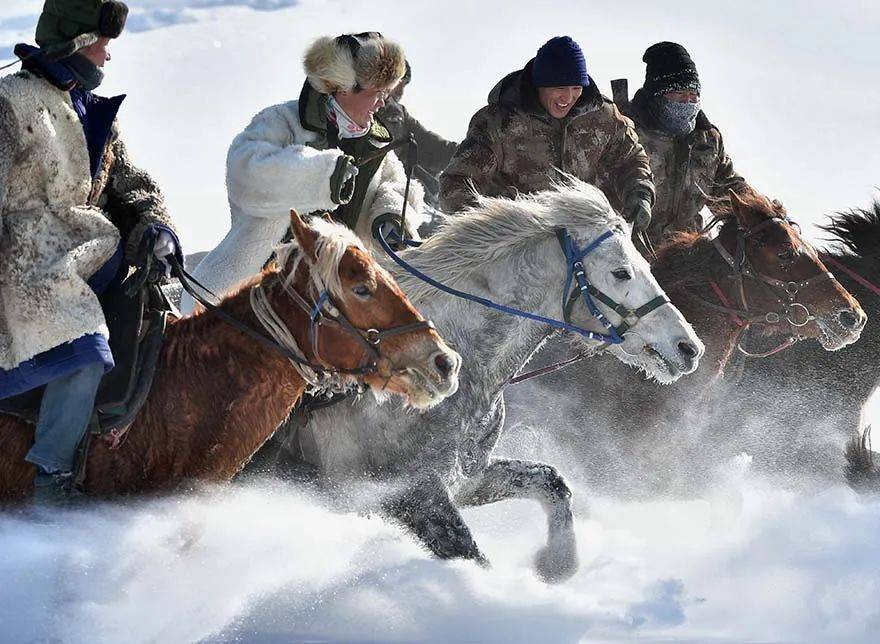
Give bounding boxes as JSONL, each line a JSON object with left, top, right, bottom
{"left": 727, "top": 189, "right": 752, "bottom": 227}
{"left": 289, "top": 209, "right": 319, "bottom": 262}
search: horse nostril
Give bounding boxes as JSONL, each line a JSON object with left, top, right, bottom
{"left": 838, "top": 308, "right": 863, "bottom": 330}
{"left": 678, "top": 341, "right": 699, "bottom": 360}
{"left": 434, "top": 353, "right": 453, "bottom": 378}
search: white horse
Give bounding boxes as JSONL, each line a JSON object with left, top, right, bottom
{"left": 256, "top": 178, "right": 705, "bottom": 582}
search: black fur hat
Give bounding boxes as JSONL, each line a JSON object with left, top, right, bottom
{"left": 642, "top": 41, "right": 701, "bottom": 97}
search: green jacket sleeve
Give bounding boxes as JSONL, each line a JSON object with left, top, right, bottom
{"left": 103, "top": 131, "right": 177, "bottom": 263}
{"left": 439, "top": 106, "right": 502, "bottom": 214}
{"left": 403, "top": 105, "right": 458, "bottom": 177}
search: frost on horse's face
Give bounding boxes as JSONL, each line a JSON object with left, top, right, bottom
{"left": 566, "top": 223, "right": 704, "bottom": 385}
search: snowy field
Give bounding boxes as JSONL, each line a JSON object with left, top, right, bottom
{"left": 2, "top": 1, "right": 880, "bottom": 642}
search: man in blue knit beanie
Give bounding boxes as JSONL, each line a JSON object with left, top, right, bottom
{"left": 441, "top": 35, "right": 654, "bottom": 232}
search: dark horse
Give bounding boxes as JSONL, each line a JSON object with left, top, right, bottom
{"left": 505, "top": 191, "right": 866, "bottom": 496}
{"left": 725, "top": 198, "right": 880, "bottom": 489}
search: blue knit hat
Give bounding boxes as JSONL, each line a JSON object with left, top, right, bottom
{"left": 532, "top": 36, "right": 590, "bottom": 88}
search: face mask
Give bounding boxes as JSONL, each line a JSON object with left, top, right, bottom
{"left": 64, "top": 53, "right": 104, "bottom": 91}
{"left": 657, "top": 98, "right": 700, "bottom": 136}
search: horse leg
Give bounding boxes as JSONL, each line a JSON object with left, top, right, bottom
{"left": 453, "top": 458, "right": 578, "bottom": 583}
{"left": 381, "top": 473, "right": 489, "bottom": 566}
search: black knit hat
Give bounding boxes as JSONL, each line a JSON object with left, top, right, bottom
{"left": 642, "top": 41, "right": 700, "bottom": 97}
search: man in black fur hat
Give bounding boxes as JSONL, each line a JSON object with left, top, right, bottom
{"left": 621, "top": 42, "right": 757, "bottom": 244}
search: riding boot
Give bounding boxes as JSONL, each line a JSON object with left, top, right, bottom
{"left": 31, "top": 470, "right": 81, "bottom": 507}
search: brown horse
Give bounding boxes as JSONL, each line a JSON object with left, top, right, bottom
{"left": 506, "top": 190, "right": 866, "bottom": 495}
{"left": 721, "top": 199, "right": 880, "bottom": 489}
{"left": 0, "top": 211, "right": 460, "bottom": 502}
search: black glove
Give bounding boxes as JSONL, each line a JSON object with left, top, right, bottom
{"left": 623, "top": 192, "right": 653, "bottom": 231}
{"left": 330, "top": 154, "right": 359, "bottom": 205}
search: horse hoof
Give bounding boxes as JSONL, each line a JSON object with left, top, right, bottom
{"left": 534, "top": 544, "right": 579, "bottom": 584}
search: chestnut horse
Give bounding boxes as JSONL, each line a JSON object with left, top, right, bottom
{"left": 506, "top": 190, "right": 866, "bottom": 496}
{"left": 725, "top": 199, "right": 880, "bottom": 489}
{"left": 0, "top": 212, "right": 460, "bottom": 502}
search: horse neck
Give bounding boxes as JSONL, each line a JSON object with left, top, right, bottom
{"left": 403, "top": 234, "right": 569, "bottom": 394}
{"left": 112, "top": 275, "right": 311, "bottom": 488}
{"left": 653, "top": 235, "right": 744, "bottom": 374}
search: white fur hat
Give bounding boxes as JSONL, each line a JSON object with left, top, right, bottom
{"left": 303, "top": 33, "right": 407, "bottom": 94}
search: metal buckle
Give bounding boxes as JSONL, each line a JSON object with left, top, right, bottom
{"left": 765, "top": 312, "right": 781, "bottom": 324}
{"left": 365, "top": 328, "right": 381, "bottom": 345}
{"left": 785, "top": 281, "right": 800, "bottom": 297}
{"left": 786, "top": 302, "right": 812, "bottom": 327}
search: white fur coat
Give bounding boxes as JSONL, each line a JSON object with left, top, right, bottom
{"left": 0, "top": 72, "right": 120, "bottom": 370}
{"left": 180, "top": 99, "right": 425, "bottom": 314}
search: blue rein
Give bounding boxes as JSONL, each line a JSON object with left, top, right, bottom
{"left": 375, "top": 228, "right": 625, "bottom": 344}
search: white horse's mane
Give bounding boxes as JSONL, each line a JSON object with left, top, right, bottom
{"left": 398, "top": 177, "right": 626, "bottom": 302}
{"left": 274, "top": 217, "right": 371, "bottom": 299}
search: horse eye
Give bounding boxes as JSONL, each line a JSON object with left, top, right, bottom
{"left": 612, "top": 268, "right": 633, "bottom": 281}
{"left": 352, "top": 284, "right": 372, "bottom": 298}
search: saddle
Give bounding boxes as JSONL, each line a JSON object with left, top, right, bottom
{"left": 0, "top": 266, "right": 172, "bottom": 435}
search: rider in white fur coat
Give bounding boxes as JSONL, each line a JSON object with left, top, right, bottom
{"left": 182, "top": 33, "right": 426, "bottom": 314}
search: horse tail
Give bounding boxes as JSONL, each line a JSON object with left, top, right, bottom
{"left": 845, "top": 424, "right": 880, "bottom": 492}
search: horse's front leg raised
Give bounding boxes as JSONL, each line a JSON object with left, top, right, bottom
{"left": 454, "top": 459, "right": 578, "bottom": 583}
{"left": 382, "top": 472, "right": 489, "bottom": 566}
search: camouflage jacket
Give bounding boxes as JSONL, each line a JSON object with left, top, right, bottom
{"left": 625, "top": 89, "right": 752, "bottom": 244}
{"left": 439, "top": 61, "right": 654, "bottom": 214}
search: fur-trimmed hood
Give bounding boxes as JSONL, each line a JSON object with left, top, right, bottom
{"left": 303, "top": 33, "right": 406, "bottom": 94}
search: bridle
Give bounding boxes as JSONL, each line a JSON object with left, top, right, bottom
{"left": 688, "top": 216, "right": 835, "bottom": 357}
{"left": 556, "top": 229, "right": 671, "bottom": 346}
{"left": 170, "top": 252, "right": 434, "bottom": 391}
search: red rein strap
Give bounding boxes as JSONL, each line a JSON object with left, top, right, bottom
{"left": 821, "top": 255, "right": 880, "bottom": 298}
{"left": 708, "top": 280, "right": 746, "bottom": 327}
{"left": 708, "top": 279, "right": 795, "bottom": 358}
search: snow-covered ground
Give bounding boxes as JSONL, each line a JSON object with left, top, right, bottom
{"left": 2, "top": 1, "right": 879, "bottom": 642}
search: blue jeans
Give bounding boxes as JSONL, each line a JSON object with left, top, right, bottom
{"left": 25, "top": 363, "right": 104, "bottom": 474}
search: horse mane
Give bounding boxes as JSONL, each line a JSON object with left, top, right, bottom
{"left": 398, "top": 177, "right": 625, "bottom": 301}
{"left": 274, "top": 217, "right": 368, "bottom": 298}
{"left": 651, "top": 228, "right": 718, "bottom": 290}
{"left": 166, "top": 217, "right": 366, "bottom": 367}
{"left": 820, "top": 198, "right": 880, "bottom": 262}
{"left": 651, "top": 190, "right": 793, "bottom": 289}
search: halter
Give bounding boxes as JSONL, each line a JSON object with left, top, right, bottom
{"left": 556, "top": 229, "right": 671, "bottom": 345}
{"left": 689, "top": 216, "right": 835, "bottom": 357}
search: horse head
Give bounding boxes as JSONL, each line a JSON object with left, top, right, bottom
{"left": 273, "top": 211, "right": 461, "bottom": 409}
{"left": 539, "top": 180, "right": 705, "bottom": 384}
{"left": 714, "top": 190, "right": 865, "bottom": 351}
